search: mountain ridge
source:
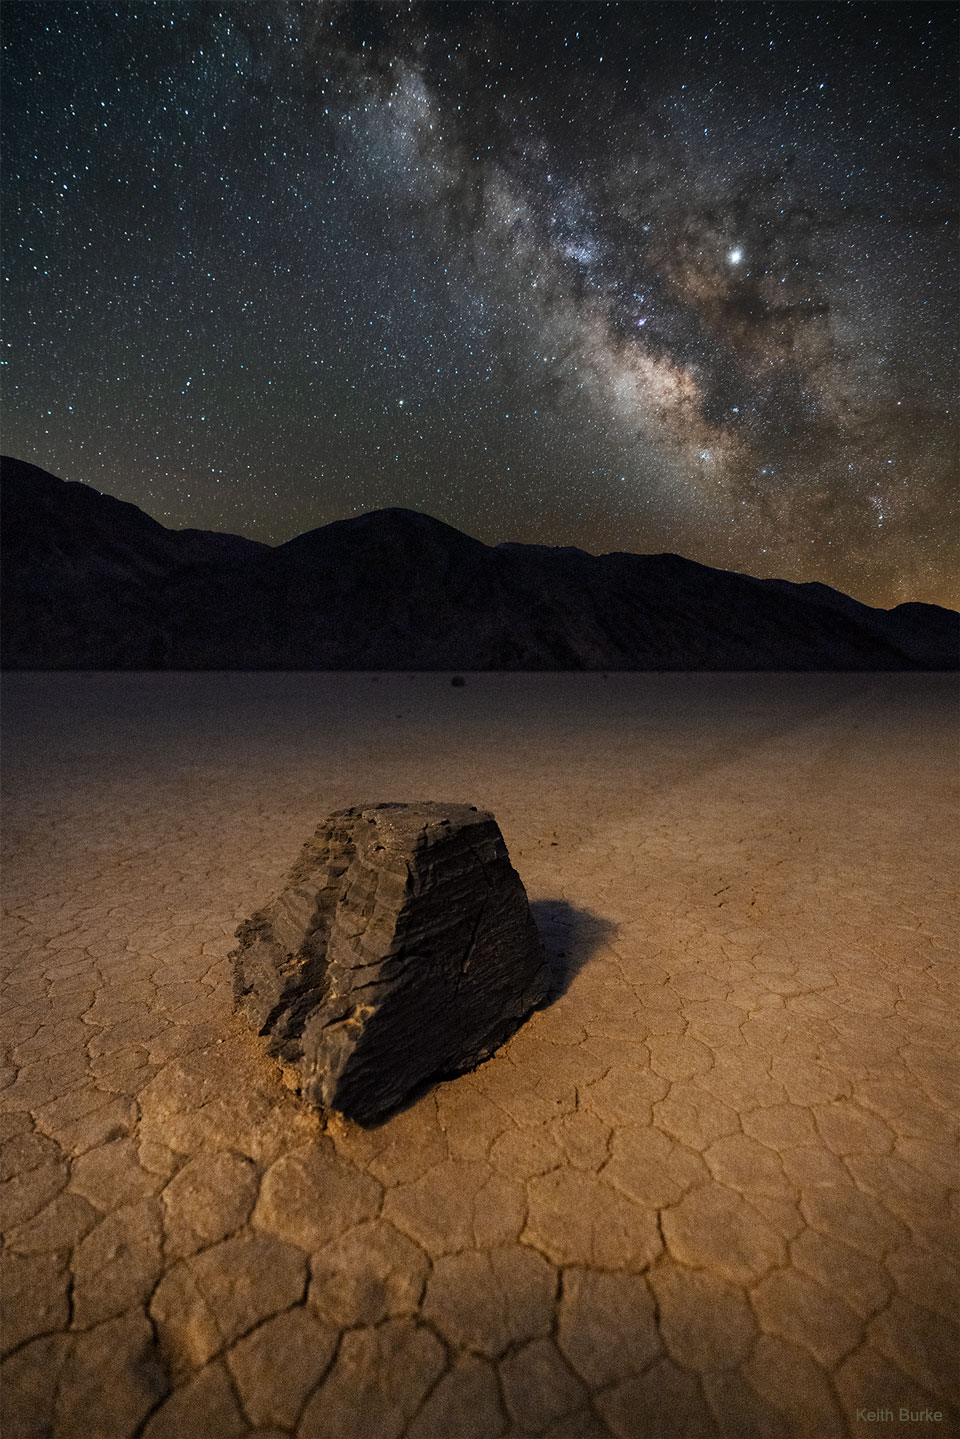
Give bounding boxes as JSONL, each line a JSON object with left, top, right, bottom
{"left": 2, "top": 455, "right": 956, "bottom": 671}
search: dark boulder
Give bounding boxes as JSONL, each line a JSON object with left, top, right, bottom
{"left": 232, "top": 802, "right": 549, "bottom": 1125}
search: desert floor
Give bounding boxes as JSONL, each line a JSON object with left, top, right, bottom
{"left": 1, "top": 672, "right": 957, "bottom": 1439}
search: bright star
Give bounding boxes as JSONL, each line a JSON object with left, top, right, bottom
{"left": 728, "top": 249, "right": 743, "bottom": 265}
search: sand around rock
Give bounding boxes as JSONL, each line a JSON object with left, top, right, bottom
{"left": 1, "top": 673, "right": 957, "bottom": 1438}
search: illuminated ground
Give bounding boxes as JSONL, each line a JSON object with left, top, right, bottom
{"left": 2, "top": 672, "right": 957, "bottom": 1439}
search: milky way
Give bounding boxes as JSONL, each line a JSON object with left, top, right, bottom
{"left": 2, "top": 2, "right": 957, "bottom": 605}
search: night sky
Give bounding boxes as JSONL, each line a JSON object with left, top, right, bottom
{"left": 3, "top": 2, "right": 957, "bottom": 608}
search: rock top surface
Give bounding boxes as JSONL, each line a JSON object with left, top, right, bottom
{"left": 233, "top": 802, "right": 549, "bottom": 1125}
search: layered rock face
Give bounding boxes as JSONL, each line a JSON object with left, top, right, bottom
{"left": 233, "top": 803, "right": 549, "bottom": 1125}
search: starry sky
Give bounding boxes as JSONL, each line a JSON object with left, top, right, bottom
{"left": 3, "top": 2, "right": 957, "bottom": 608}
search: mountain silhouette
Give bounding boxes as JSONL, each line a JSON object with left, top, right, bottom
{"left": 2, "top": 456, "right": 956, "bottom": 671}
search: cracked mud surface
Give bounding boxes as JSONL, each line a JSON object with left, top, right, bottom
{"left": 2, "top": 672, "right": 957, "bottom": 1439}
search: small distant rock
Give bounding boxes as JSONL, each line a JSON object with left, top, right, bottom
{"left": 232, "top": 802, "right": 549, "bottom": 1126}
{"left": 451, "top": 675, "right": 466, "bottom": 687}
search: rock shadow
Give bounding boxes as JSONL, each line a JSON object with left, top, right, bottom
{"left": 529, "top": 899, "right": 618, "bottom": 1004}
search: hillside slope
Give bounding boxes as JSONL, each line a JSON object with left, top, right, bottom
{"left": 2, "top": 457, "right": 956, "bottom": 670}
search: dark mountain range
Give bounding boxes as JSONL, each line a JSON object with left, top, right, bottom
{"left": 2, "top": 456, "right": 957, "bottom": 671}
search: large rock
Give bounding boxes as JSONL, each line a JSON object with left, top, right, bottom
{"left": 232, "top": 803, "right": 549, "bottom": 1125}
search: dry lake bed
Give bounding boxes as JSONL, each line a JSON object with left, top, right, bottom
{"left": 1, "top": 671, "right": 957, "bottom": 1439}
